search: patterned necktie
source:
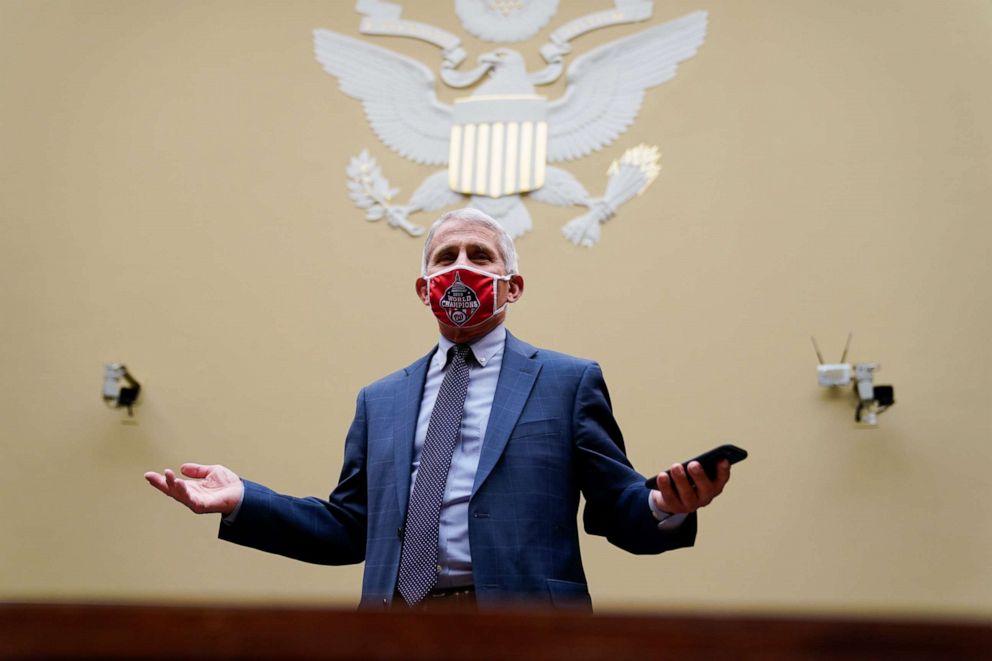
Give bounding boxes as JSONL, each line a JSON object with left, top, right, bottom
{"left": 397, "top": 344, "right": 472, "bottom": 606}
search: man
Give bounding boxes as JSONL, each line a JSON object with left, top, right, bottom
{"left": 145, "top": 208, "right": 731, "bottom": 610}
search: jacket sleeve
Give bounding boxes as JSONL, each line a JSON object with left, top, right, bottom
{"left": 572, "top": 362, "right": 697, "bottom": 555}
{"left": 217, "top": 389, "right": 370, "bottom": 565}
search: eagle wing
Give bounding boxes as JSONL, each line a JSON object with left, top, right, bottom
{"left": 546, "top": 11, "right": 708, "bottom": 162}
{"left": 313, "top": 29, "right": 453, "bottom": 166}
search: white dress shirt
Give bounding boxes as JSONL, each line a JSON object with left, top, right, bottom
{"left": 411, "top": 324, "right": 506, "bottom": 588}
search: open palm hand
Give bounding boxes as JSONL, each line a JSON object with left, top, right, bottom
{"left": 144, "top": 463, "right": 243, "bottom": 515}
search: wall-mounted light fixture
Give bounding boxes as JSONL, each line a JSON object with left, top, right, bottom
{"left": 103, "top": 363, "right": 141, "bottom": 416}
{"left": 812, "top": 334, "right": 895, "bottom": 426}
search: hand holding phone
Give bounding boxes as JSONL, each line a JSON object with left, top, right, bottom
{"left": 644, "top": 444, "right": 748, "bottom": 490}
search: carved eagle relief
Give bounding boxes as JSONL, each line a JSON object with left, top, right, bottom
{"left": 315, "top": 3, "right": 707, "bottom": 246}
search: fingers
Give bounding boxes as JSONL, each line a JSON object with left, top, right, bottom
{"left": 144, "top": 472, "right": 170, "bottom": 496}
{"left": 716, "top": 459, "right": 732, "bottom": 485}
{"left": 652, "top": 458, "right": 732, "bottom": 516}
{"left": 172, "top": 477, "right": 205, "bottom": 513}
{"left": 689, "top": 460, "right": 731, "bottom": 507}
{"left": 163, "top": 469, "right": 193, "bottom": 507}
{"left": 687, "top": 462, "right": 715, "bottom": 506}
{"left": 654, "top": 463, "right": 697, "bottom": 514}
{"left": 654, "top": 472, "right": 681, "bottom": 514}
{"left": 670, "top": 463, "right": 699, "bottom": 510}
{"left": 145, "top": 467, "right": 200, "bottom": 512}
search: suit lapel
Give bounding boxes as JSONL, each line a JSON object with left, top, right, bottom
{"left": 393, "top": 349, "right": 434, "bottom": 515}
{"left": 472, "top": 332, "right": 541, "bottom": 496}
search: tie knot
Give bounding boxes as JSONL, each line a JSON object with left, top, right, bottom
{"left": 450, "top": 344, "right": 472, "bottom": 365}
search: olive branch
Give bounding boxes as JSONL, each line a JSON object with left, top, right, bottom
{"left": 345, "top": 150, "right": 423, "bottom": 236}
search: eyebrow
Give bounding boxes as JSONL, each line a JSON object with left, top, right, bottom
{"left": 430, "top": 242, "right": 496, "bottom": 261}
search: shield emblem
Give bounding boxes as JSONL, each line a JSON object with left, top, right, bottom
{"left": 449, "top": 94, "right": 548, "bottom": 198}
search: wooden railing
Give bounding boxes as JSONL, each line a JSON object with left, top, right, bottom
{"left": 2, "top": 603, "right": 990, "bottom": 660}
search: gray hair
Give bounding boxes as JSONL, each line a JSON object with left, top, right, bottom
{"left": 420, "top": 207, "right": 519, "bottom": 276}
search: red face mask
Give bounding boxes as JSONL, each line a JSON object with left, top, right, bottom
{"left": 425, "top": 265, "right": 512, "bottom": 328}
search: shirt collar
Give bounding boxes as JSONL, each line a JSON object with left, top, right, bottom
{"left": 435, "top": 324, "right": 506, "bottom": 369}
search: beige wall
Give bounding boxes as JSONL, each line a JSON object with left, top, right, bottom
{"left": 2, "top": 0, "right": 990, "bottom": 618}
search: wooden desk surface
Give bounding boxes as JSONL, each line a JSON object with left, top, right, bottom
{"left": 2, "top": 602, "right": 990, "bottom": 660}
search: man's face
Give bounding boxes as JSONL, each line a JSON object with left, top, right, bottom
{"left": 416, "top": 219, "right": 524, "bottom": 341}
{"left": 424, "top": 220, "right": 506, "bottom": 277}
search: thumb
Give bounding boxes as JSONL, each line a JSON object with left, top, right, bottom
{"left": 180, "top": 463, "right": 211, "bottom": 478}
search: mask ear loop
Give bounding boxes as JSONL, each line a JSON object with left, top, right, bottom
{"left": 422, "top": 272, "right": 434, "bottom": 306}
{"left": 453, "top": 272, "right": 512, "bottom": 327}
{"left": 490, "top": 273, "right": 513, "bottom": 316}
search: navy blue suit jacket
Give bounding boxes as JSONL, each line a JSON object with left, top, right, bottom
{"left": 219, "top": 332, "right": 696, "bottom": 609}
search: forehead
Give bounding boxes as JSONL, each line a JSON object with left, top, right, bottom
{"left": 427, "top": 221, "right": 501, "bottom": 257}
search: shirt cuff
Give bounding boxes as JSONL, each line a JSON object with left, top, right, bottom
{"left": 221, "top": 487, "right": 245, "bottom": 525}
{"left": 647, "top": 491, "right": 689, "bottom": 532}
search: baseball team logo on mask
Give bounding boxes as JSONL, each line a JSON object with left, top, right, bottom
{"left": 426, "top": 265, "right": 512, "bottom": 328}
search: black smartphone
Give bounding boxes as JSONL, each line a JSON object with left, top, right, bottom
{"left": 643, "top": 444, "right": 748, "bottom": 490}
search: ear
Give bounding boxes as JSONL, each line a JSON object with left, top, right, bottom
{"left": 415, "top": 277, "right": 430, "bottom": 305}
{"left": 505, "top": 274, "right": 524, "bottom": 303}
